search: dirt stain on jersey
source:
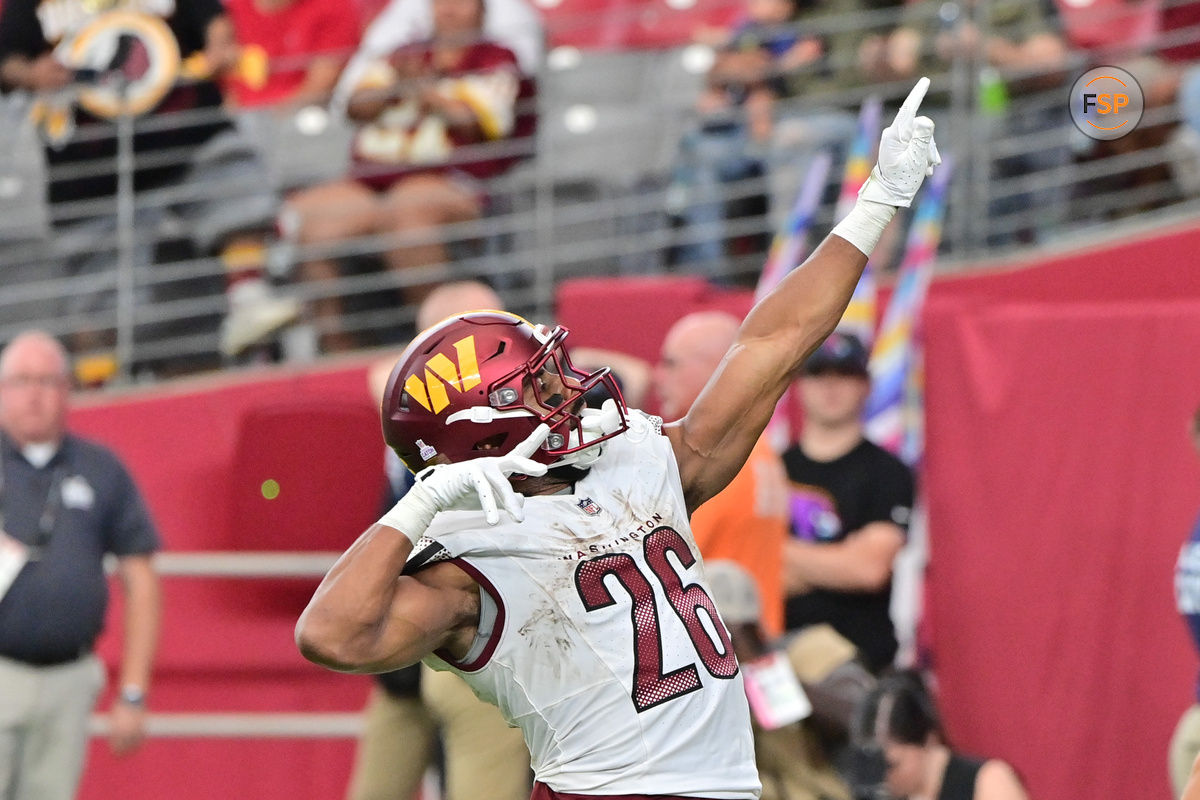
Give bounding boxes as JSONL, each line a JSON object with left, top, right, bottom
{"left": 517, "top": 602, "right": 576, "bottom": 679}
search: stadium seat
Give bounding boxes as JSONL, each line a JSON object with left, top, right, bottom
{"left": 537, "top": 48, "right": 699, "bottom": 184}
{"left": 540, "top": 0, "right": 740, "bottom": 50}
{"left": 234, "top": 107, "right": 355, "bottom": 192}
{"left": 542, "top": 48, "right": 661, "bottom": 106}
{"left": 225, "top": 399, "right": 386, "bottom": 614}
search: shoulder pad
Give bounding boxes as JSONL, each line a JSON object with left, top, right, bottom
{"left": 403, "top": 536, "right": 453, "bottom": 575}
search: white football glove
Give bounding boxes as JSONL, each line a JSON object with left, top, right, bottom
{"left": 548, "top": 399, "right": 625, "bottom": 470}
{"left": 379, "top": 424, "right": 550, "bottom": 538}
{"left": 859, "top": 77, "right": 942, "bottom": 208}
{"left": 579, "top": 399, "right": 624, "bottom": 439}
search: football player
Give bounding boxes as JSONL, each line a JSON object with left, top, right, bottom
{"left": 297, "top": 78, "right": 940, "bottom": 800}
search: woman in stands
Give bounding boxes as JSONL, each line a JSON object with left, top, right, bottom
{"left": 852, "top": 671, "right": 1029, "bottom": 800}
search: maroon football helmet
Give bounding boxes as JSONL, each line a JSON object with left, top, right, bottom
{"left": 382, "top": 311, "right": 628, "bottom": 473}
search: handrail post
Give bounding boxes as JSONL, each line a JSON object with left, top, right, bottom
{"left": 114, "top": 100, "right": 137, "bottom": 383}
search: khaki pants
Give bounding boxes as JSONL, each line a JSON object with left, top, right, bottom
{"left": 1171, "top": 704, "right": 1200, "bottom": 798}
{"left": 0, "top": 654, "right": 105, "bottom": 800}
{"left": 347, "top": 665, "right": 530, "bottom": 800}
{"left": 346, "top": 685, "right": 438, "bottom": 800}
{"left": 755, "top": 723, "right": 852, "bottom": 800}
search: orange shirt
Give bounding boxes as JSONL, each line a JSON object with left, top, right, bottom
{"left": 690, "top": 436, "right": 789, "bottom": 636}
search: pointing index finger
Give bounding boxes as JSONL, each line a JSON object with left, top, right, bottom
{"left": 894, "top": 76, "right": 931, "bottom": 132}
{"left": 509, "top": 423, "right": 551, "bottom": 460}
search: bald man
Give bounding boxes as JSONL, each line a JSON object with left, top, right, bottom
{"left": 0, "top": 331, "right": 161, "bottom": 800}
{"left": 654, "top": 311, "right": 790, "bottom": 635}
{"left": 405, "top": 280, "right": 653, "bottom": 408}
{"left": 415, "top": 281, "right": 505, "bottom": 332}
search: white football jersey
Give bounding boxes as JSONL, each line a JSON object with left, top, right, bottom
{"left": 413, "top": 414, "right": 761, "bottom": 798}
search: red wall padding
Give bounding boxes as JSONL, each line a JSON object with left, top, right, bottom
{"left": 922, "top": 298, "right": 1200, "bottom": 800}
{"left": 71, "top": 359, "right": 383, "bottom": 800}
{"left": 556, "top": 275, "right": 754, "bottom": 363}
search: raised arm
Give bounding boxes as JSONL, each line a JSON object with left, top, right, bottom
{"left": 667, "top": 78, "right": 939, "bottom": 511}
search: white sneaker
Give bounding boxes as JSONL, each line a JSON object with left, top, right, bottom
{"left": 220, "top": 278, "right": 301, "bottom": 357}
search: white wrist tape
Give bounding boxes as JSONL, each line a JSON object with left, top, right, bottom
{"left": 830, "top": 197, "right": 897, "bottom": 257}
{"left": 376, "top": 482, "right": 439, "bottom": 545}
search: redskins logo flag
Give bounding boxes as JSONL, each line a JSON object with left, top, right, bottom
{"left": 31, "top": 9, "right": 269, "bottom": 146}
{"left": 63, "top": 10, "right": 181, "bottom": 118}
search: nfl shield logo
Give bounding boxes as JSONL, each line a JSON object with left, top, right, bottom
{"left": 576, "top": 497, "right": 601, "bottom": 516}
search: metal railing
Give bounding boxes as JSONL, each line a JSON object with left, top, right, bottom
{"left": 89, "top": 551, "right": 353, "bottom": 740}
{"left": 2, "top": 0, "right": 1199, "bottom": 384}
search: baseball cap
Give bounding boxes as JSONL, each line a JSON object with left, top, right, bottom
{"left": 705, "top": 560, "right": 761, "bottom": 627}
{"left": 802, "top": 332, "right": 870, "bottom": 377}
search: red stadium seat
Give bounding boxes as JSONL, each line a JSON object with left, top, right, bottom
{"left": 1053, "top": 0, "right": 1160, "bottom": 53}
{"left": 557, "top": 275, "right": 754, "bottom": 364}
{"left": 541, "top": 0, "right": 740, "bottom": 49}
{"left": 225, "top": 399, "right": 387, "bottom": 614}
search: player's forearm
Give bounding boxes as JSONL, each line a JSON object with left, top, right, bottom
{"left": 296, "top": 523, "right": 415, "bottom": 670}
{"left": 739, "top": 234, "right": 869, "bottom": 376}
{"left": 759, "top": 77, "right": 936, "bottom": 360}
{"left": 118, "top": 556, "right": 161, "bottom": 693}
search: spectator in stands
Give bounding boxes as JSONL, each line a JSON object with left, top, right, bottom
{"left": 764, "top": 0, "right": 905, "bottom": 237}
{"left": 672, "top": 0, "right": 811, "bottom": 272}
{"left": 282, "top": 0, "right": 535, "bottom": 352}
{"left": 850, "top": 671, "right": 1029, "bottom": 800}
{"left": 1085, "top": 55, "right": 1191, "bottom": 215}
{"left": 1171, "top": 403, "right": 1200, "bottom": 799}
{"left": 882, "top": 0, "right": 1067, "bottom": 85}
{"left": 882, "top": 0, "right": 1070, "bottom": 244}
{"left": 333, "top": 0, "right": 543, "bottom": 113}
{"left": 348, "top": 280, "right": 531, "bottom": 800}
{"left": 0, "top": 330, "right": 161, "bottom": 800}
{"left": 670, "top": 0, "right": 883, "bottom": 274}
{"left": 782, "top": 332, "right": 914, "bottom": 675}
{"left": 0, "top": 0, "right": 299, "bottom": 371}
{"left": 706, "top": 560, "right": 862, "bottom": 800}
{"left": 223, "top": 0, "right": 363, "bottom": 109}
{"left": 569, "top": 347, "right": 652, "bottom": 411}
{"left": 694, "top": 0, "right": 819, "bottom": 144}
{"left": 654, "top": 310, "right": 790, "bottom": 636}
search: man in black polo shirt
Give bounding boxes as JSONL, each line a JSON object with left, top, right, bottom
{"left": 782, "top": 331, "right": 914, "bottom": 675}
{"left": 0, "top": 330, "right": 160, "bottom": 800}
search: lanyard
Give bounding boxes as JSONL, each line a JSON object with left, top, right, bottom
{"left": 0, "top": 448, "right": 67, "bottom": 553}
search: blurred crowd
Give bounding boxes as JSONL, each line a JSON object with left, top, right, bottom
{"left": 1, "top": 0, "right": 1200, "bottom": 385}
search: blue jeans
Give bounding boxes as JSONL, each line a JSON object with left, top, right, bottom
{"left": 670, "top": 108, "right": 858, "bottom": 277}
{"left": 671, "top": 122, "right": 763, "bottom": 274}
